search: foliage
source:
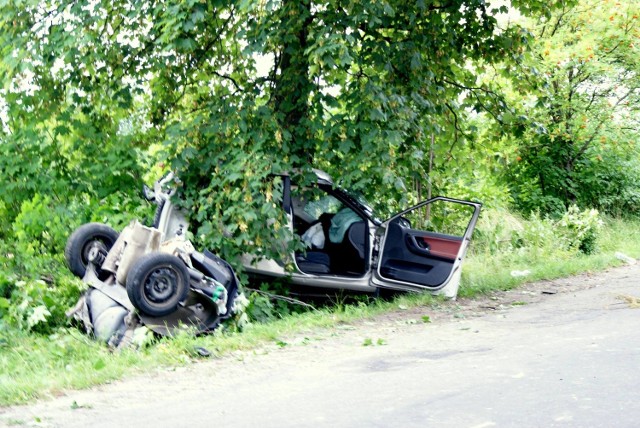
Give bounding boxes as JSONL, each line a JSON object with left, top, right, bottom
{"left": 0, "top": 0, "right": 632, "bottom": 335}
{"left": 499, "top": 0, "right": 640, "bottom": 214}
{"left": 2, "top": 275, "right": 84, "bottom": 334}
{"left": 469, "top": 207, "right": 527, "bottom": 255}
{"left": 0, "top": 270, "right": 14, "bottom": 319}
{"left": 245, "top": 292, "right": 280, "bottom": 324}
{"left": 0, "top": 191, "right": 153, "bottom": 332}
{"left": 12, "top": 194, "right": 76, "bottom": 270}
{"left": 556, "top": 205, "right": 603, "bottom": 254}
{"left": 574, "top": 147, "right": 640, "bottom": 217}
{"left": 472, "top": 204, "right": 604, "bottom": 259}
{"left": 514, "top": 212, "right": 558, "bottom": 253}
{"left": 0, "top": 0, "right": 571, "bottom": 264}
{"left": 462, "top": 215, "right": 637, "bottom": 297}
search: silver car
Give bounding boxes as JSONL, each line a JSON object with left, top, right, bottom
{"left": 243, "top": 170, "right": 481, "bottom": 299}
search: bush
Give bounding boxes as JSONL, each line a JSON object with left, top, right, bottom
{"left": 557, "top": 205, "right": 603, "bottom": 255}
{"left": 471, "top": 208, "right": 525, "bottom": 255}
{"left": 516, "top": 212, "right": 558, "bottom": 252}
{"left": 0, "top": 270, "right": 14, "bottom": 321}
{"left": 1, "top": 272, "right": 84, "bottom": 334}
{"left": 12, "top": 194, "right": 72, "bottom": 262}
{"left": 472, "top": 206, "right": 604, "bottom": 258}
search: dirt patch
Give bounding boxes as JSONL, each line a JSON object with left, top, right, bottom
{"left": 371, "top": 264, "right": 633, "bottom": 327}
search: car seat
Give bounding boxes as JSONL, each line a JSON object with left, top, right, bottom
{"left": 330, "top": 221, "right": 366, "bottom": 275}
{"left": 295, "top": 213, "right": 334, "bottom": 274}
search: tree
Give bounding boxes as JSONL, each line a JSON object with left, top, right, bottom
{"left": 502, "top": 0, "right": 640, "bottom": 214}
{"left": 0, "top": 0, "right": 569, "bottom": 262}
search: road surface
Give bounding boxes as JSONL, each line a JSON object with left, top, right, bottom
{"left": 2, "top": 264, "right": 639, "bottom": 427}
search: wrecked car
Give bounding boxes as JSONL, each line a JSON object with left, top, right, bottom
{"left": 65, "top": 173, "right": 242, "bottom": 347}
{"left": 65, "top": 168, "right": 480, "bottom": 346}
{"left": 243, "top": 170, "right": 481, "bottom": 299}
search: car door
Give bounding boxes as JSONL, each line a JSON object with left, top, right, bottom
{"left": 371, "top": 197, "right": 481, "bottom": 297}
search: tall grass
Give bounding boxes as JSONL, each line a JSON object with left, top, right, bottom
{"left": 460, "top": 214, "right": 640, "bottom": 296}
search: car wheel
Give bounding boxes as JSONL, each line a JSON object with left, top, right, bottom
{"left": 65, "top": 223, "right": 119, "bottom": 278}
{"left": 126, "top": 252, "right": 189, "bottom": 317}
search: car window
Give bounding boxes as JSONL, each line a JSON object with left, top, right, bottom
{"left": 338, "top": 188, "right": 380, "bottom": 224}
{"left": 294, "top": 186, "right": 344, "bottom": 221}
{"left": 305, "top": 195, "right": 343, "bottom": 219}
{"left": 400, "top": 199, "right": 475, "bottom": 237}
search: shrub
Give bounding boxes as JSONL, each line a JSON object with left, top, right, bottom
{"left": 472, "top": 206, "right": 604, "bottom": 257}
{"left": 471, "top": 208, "right": 525, "bottom": 255}
{"left": 2, "top": 273, "right": 84, "bottom": 334}
{"left": 557, "top": 205, "right": 603, "bottom": 255}
{"left": 2, "top": 190, "right": 154, "bottom": 333}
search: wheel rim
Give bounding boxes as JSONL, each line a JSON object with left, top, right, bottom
{"left": 82, "top": 239, "right": 109, "bottom": 265}
{"left": 143, "top": 266, "right": 182, "bottom": 305}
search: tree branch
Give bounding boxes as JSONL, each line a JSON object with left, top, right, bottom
{"left": 573, "top": 87, "right": 636, "bottom": 161}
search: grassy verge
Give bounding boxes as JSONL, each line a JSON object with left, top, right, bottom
{"left": 460, "top": 216, "right": 640, "bottom": 296}
{"left": 1, "top": 217, "right": 639, "bottom": 407}
{"left": 0, "top": 303, "right": 390, "bottom": 406}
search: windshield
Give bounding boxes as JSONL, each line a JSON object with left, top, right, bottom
{"left": 303, "top": 192, "right": 343, "bottom": 220}
{"left": 335, "top": 187, "right": 381, "bottom": 225}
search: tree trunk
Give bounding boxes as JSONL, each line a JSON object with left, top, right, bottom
{"left": 273, "top": 0, "right": 314, "bottom": 168}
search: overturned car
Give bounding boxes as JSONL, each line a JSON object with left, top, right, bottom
{"left": 65, "top": 174, "right": 241, "bottom": 347}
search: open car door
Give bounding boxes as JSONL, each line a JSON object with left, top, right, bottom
{"left": 371, "top": 197, "right": 481, "bottom": 298}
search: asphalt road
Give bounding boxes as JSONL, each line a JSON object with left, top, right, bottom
{"left": 2, "top": 264, "right": 640, "bottom": 427}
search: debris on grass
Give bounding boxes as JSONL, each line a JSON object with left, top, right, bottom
{"left": 617, "top": 294, "right": 640, "bottom": 308}
{"left": 510, "top": 270, "right": 531, "bottom": 277}
{"left": 615, "top": 252, "right": 636, "bottom": 265}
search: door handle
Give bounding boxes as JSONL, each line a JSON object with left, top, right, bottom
{"left": 407, "top": 235, "right": 430, "bottom": 255}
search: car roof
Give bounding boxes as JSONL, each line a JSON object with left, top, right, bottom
{"left": 276, "top": 169, "right": 334, "bottom": 186}
{"left": 312, "top": 169, "right": 333, "bottom": 186}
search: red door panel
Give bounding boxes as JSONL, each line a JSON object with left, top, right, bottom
{"left": 419, "top": 236, "right": 462, "bottom": 260}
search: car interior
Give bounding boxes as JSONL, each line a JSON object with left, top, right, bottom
{"left": 291, "top": 188, "right": 368, "bottom": 277}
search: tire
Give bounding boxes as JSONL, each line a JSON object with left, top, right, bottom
{"left": 152, "top": 199, "right": 165, "bottom": 228}
{"left": 65, "top": 223, "right": 119, "bottom": 278}
{"left": 126, "top": 252, "right": 189, "bottom": 317}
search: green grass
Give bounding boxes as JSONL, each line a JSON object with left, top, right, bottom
{"left": 0, "top": 302, "right": 393, "bottom": 406}
{"left": 1, "top": 217, "right": 639, "bottom": 407}
{"left": 459, "top": 216, "right": 640, "bottom": 296}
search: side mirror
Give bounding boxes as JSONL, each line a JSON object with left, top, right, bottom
{"left": 392, "top": 216, "right": 412, "bottom": 229}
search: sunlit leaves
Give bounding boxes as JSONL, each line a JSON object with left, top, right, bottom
{"left": 502, "top": 0, "right": 640, "bottom": 214}
{"left": 0, "top": 0, "right": 569, "bottom": 266}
